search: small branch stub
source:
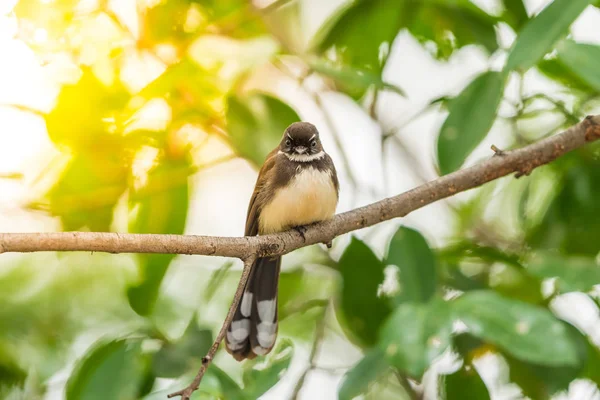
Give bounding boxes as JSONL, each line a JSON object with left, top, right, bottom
{"left": 491, "top": 144, "right": 505, "bottom": 156}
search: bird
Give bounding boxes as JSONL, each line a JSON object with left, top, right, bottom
{"left": 224, "top": 121, "right": 339, "bottom": 361}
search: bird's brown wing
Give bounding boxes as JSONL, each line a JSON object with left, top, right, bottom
{"left": 244, "top": 148, "right": 278, "bottom": 236}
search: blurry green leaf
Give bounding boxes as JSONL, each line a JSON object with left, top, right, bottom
{"left": 189, "top": 35, "right": 279, "bottom": 91}
{"left": 226, "top": 93, "right": 300, "bottom": 167}
{"left": 313, "top": 0, "right": 498, "bottom": 79}
{"left": 196, "top": 0, "right": 267, "bottom": 38}
{"left": 582, "top": 339, "right": 600, "bottom": 388}
{"left": 408, "top": 0, "right": 499, "bottom": 59}
{"left": 46, "top": 153, "right": 128, "bottom": 231}
{"left": 437, "top": 71, "right": 505, "bottom": 175}
{"left": 379, "top": 299, "right": 453, "bottom": 378}
{"left": 278, "top": 267, "right": 334, "bottom": 320}
{"left": 203, "top": 261, "right": 235, "bottom": 302}
{"left": 152, "top": 320, "right": 212, "bottom": 378}
{"left": 538, "top": 57, "right": 599, "bottom": 93}
{"left": 453, "top": 291, "right": 579, "bottom": 367}
{"left": 527, "top": 155, "right": 600, "bottom": 255}
{"left": 242, "top": 339, "right": 294, "bottom": 398}
{"left": 313, "top": 0, "right": 403, "bottom": 72}
{"left": 504, "top": 323, "right": 588, "bottom": 398}
{"left": 210, "top": 365, "right": 247, "bottom": 400}
{"left": 555, "top": 40, "right": 600, "bottom": 92}
{"left": 502, "top": 0, "right": 528, "bottom": 30}
{"left": 440, "top": 261, "right": 488, "bottom": 292}
{"left": 338, "top": 348, "right": 389, "bottom": 400}
{"left": 309, "top": 57, "right": 405, "bottom": 99}
{"left": 141, "top": 0, "right": 198, "bottom": 44}
{"left": 527, "top": 253, "right": 600, "bottom": 293}
{"left": 442, "top": 366, "right": 490, "bottom": 400}
{"left": 337, "top": 237, "right": 393, "bottom": 347}
{"left": 66, "top": 338, "right": 149, "bottom": 400}
{"left": 0, "top": 354, "right": 26, "bottom": 389}
{"left": 46, "top": 69, "right": 129, "bottom": 150}
{"left": 505, "top": 0, "right": 593, "bottom": 71}
{"left": 439, "top": 242, "right": 524, "bottom": 269}
{"left": 128, "top": 157, "right": 190, "bottom": 316}
{"left": 139, "top": 58, "right": 224, "bottom": 121}
{"left": 386, "top": 226, "right": 437, "bottom": 304}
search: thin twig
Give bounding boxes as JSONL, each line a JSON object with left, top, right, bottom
{"left": 394, "top": 371, "right": 421, "bottom": 400}
{"left": 290, "top": 304, "right": 328, "bottom": 400}
{"left": 167, "top": 255, "right": 256, "bottom": 400}
{"left": 1, "top": 115, "right": 599, "bottom": 258}
{"left": 370, "top": 90, "right": 379, "bottom": 120}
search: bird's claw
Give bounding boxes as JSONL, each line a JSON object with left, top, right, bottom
{"left": 293, "top": 225, "right": 307, "bottom": 242}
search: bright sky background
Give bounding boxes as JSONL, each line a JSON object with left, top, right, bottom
{"left": 2, "top": 0, "right": 600, "bottom": 399}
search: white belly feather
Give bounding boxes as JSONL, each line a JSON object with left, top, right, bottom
{"left": 259, "top": 167, "right": 337, "bottom": 234}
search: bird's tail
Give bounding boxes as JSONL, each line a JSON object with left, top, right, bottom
{"left": 225, "top": 255, "right": 281, "bottom": 361}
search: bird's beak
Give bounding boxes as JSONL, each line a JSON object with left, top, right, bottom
{"left": 294, "top": 146, "right": 307, "bottom": 154}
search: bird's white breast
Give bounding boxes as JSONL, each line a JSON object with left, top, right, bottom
{"left": 259, "top": 167, "right": 337, "bottom": 234}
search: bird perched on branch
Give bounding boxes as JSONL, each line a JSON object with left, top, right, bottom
{"left": 225, "top": 121, "right": 339, "bottom": 360}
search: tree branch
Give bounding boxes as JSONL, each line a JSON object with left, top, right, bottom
{"left": 1, "top": 115, "right": 598, "bottom": 259}
{"left": 1, "top": 115, "right": 599, "bottom": 399}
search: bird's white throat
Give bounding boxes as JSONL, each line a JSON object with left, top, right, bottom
{"left": 279, "top": 150, "right": 325, "bottom": 162}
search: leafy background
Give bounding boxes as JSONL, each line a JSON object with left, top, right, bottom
{"left": 1, "top": 0, "right": 600, "bottom": 399}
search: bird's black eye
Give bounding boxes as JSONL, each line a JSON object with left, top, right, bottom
{"left": 311, "top": 140, "right": 316, "bottom": 147}
{"left": 285, "top": 139, "right": 291, "bottom": 146}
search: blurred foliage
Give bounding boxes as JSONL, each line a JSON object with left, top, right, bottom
{"left": 4, "top": 0, "right": 600, "bottom": 399}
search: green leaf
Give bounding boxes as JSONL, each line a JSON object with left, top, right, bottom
{"left": 442, "top": 366, "right": 490, "bottom": 400}
{"left": 138, "top": 58, "right": 224, "bottom": 121}
{"left": 555, "top": 40, "right": 600, "bottom": 92}
{"left": 152, "top": 320, "right": 213, "bottom": 378}
{"left": 526, "top": 155, "right": 600, "bottom": 256}
{"left": 538, "top": 57, "right": 599, "bottom": 93}
{"left": 338, "top": 348, "right": 389, "bottom": 400}
{"left": 408, "top": 0, "right": 499, "bottom": 59}
{"left": 66, "top": 338, "right": 149, "bottom": 400}
{"left": 46, "top": 69, "right": 129, "bottom": 150}
{"left": 309, "top": 57, "right": 406, "bottom": 99}
{"left": 128, "top": 158, "right": 190, "bottom": 316}
{"left": 242, "top": 339, "right": 294, "bottom": 399}
{"left": 385, "top": 226, "right": 437, "bottom": 304}
{"left": 337, "top": 238, "right": 394, "bottom": 347}
{"left": 505, "top": 0, "right": 593, "bottom": 71}
{"left": 225, "top": 93, "right": 300, "bottom": 167}
{"left": 209, "top": 365, "right": 247, "bottom": 400}
{"left": 437, "top": 71, "right": 505, "bottom": 175}
{"left": 311, "top": 0, "right": 497, "bottom": 95}
{"left": 503, "top": 323, "right": 588, "bottom": 397}
{"left": 379, "top": 299, "right": 453, "bottom": 378}
{"left": 312, "top": 0, "right": 404, "bottom": 73}
{"left": 527, "top": 253, "right": 600, "bottom": 293}
{"left": 502, "top": 0, "right": 529, "bottom": 30}
{"left": 141, "top": 0, "right": 198, "bottom": 44}
{"left": 46, "top": 153, "right": 128, "bottom": 231}
{"left": 453, "top": 291, "right": 579, "bottom": 367}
